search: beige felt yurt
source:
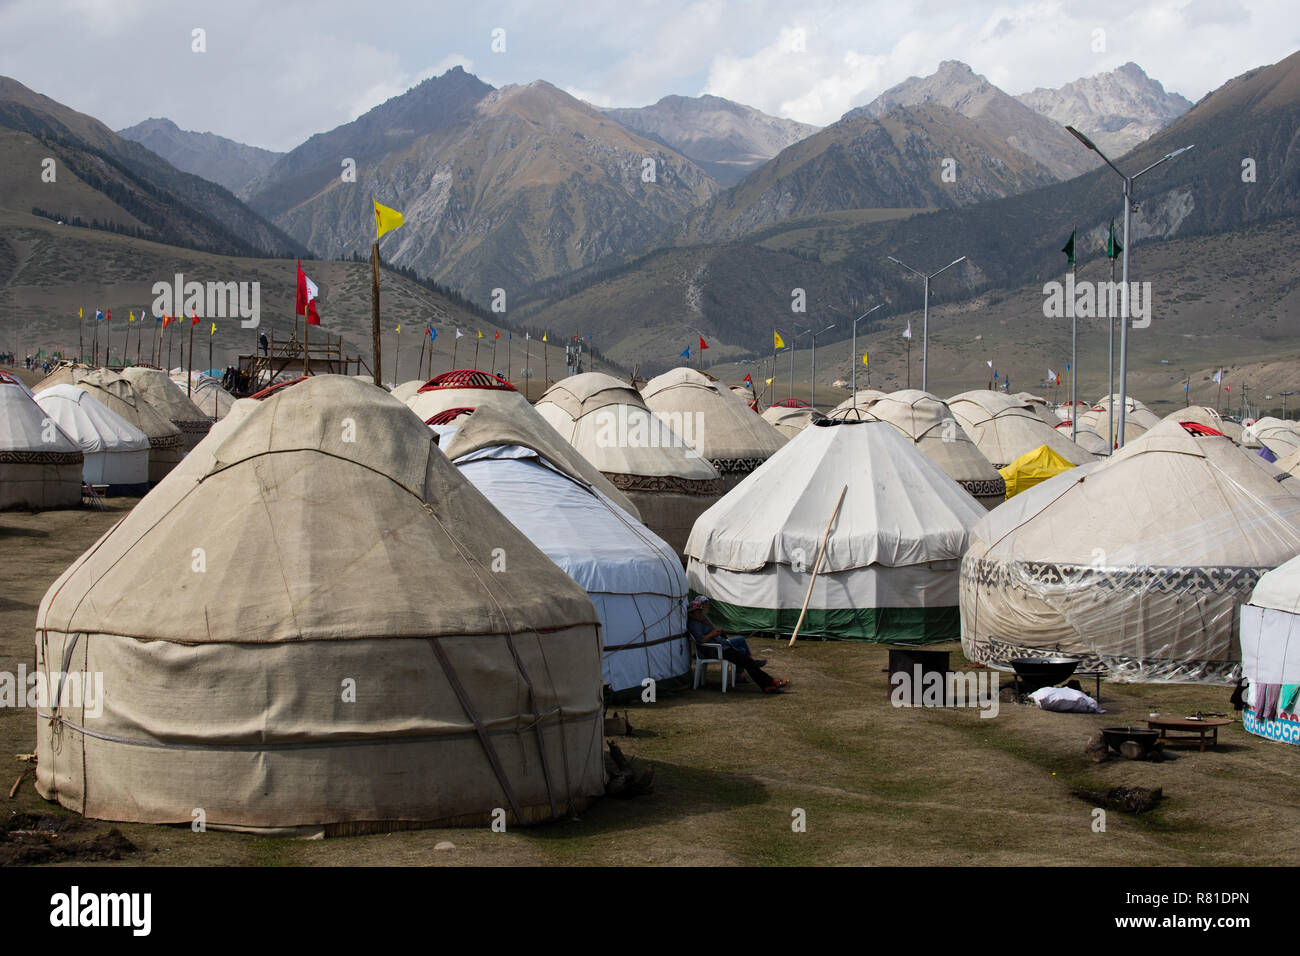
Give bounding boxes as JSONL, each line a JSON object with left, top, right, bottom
{"left": 390, "top": 379, "right": 425, "bottom": 403}
{"left": 641, "top": 367, "right": 786, "bottom": 492}
{"left": 858, "top": 389, "right": 1006, "bottom": 508}
{"left": 827, "top": 389, "right": 889, "bottom": 421}
{"left": 686, "top": 419, "right": 985, "bottom": 642}
{"left": 33, "top": 385, "right": 151, "bottom": 493}
{"left": 34, "top": 376, "right": 606, "bottom": 831}
{"left": 120, "top": 366, "right": 212, "bottom": 451}
{"left": 171, "top": 370, "right": 237, "bottom": 420}
{"left": 947, "top": 390, "right": 1095, "bottom": 469}
{"left": 1014, "top": 392, "right": 1062, "bottom": 428}
{"left": 1054, "top": 419, "right": 1111, "bottom": 455}
{"left": 35, "top": 368, "right": 182, "bottom": 483}
{"left": 1079, "top": 394, "right": 1162, "bottom": 442}
{"left": 0, "top": 373, "right": 83, "bottom": 509}
{"left": 1246, "top": 417, "right": 1300, "bottom": 459}
{"left": 535, "top": 372, "right": 721, "bottom": 554}
{"left": 1162, "top": 404, "right": 1227, "bottom": 434}
{"left": 960, "top": 418, "right": 1300, "bottom": 684}
{"left": 1277, "top": 447, "right": 1300, "bottom": 477}
{"left": 761, "top": 403, "right": 821, "bottom": 439}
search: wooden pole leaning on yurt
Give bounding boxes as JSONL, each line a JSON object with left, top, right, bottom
{"left": 788, "top": 484, "right": 848, "bottom": 648}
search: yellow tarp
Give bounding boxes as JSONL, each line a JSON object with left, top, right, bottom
{"left": 998, "top": 443, "right": 1075, "bottom": 498}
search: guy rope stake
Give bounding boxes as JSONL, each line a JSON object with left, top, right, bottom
{"left": 789, "top": 483, "right": 848, "bottom": 648}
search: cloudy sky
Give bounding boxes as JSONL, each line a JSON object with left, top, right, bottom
{"left": 1, "top": 0, "right": 1296, "bottom": 151}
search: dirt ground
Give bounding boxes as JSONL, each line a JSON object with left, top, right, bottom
{"left": 2, "top": 499, "right": 1297, "bottom": 867}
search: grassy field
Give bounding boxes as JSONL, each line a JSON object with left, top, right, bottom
{"left": 3, "top": 499, "right": 1297, "bottom": 867}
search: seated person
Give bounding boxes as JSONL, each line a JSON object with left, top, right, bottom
{"left": 686, "top": 597, "right": 788, "bottom": 694}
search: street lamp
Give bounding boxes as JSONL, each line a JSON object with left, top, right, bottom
{"left": 829, "top": 303, "right": 884, "bottom": 396}
{"left": 1065, "top": 126, "right": 1193, "bottom": 447}
{"left": 887, "top": 255, "right": 966, "bottom": 393}
{"left": 798, "top": 322, "right": 836, "bottom": 410}
{"left": 1282, "top": 391, "right": 1296, "bottom": 420}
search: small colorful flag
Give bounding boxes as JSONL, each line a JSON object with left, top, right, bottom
{"left": 774, "top": 330, "right": 785, "bottom": 349}
{"left": 542, "top": 332, "right": 548, "bottom": 343}
{"left": 1062, "top": 230, "right": 1076, "bottom": 265}
{"left": 903, "top": 322, "right": 912, "bottom": 340}
{"left": 699, "top": 336, "right": 709, "bottom": 350}
{"left": 455, "top": 329, "right": 463, "bottom": 339}
{"left": 395, "top": 324, "right": 401, "bottom": 334}
{"left": 495, "top": 330, "right": 500, "bottom": 340}
{"left": 743, "top": 373, "right": 752, "bottom": 386}
{"left": 1106, "top": 219, "right": 1123, "bottom": 260}
{"left": 1213, "top": 368, "right": 1222, "bottom": 383}
{"left": 427, "top": 326, "right": 436, "bottom": 340}
{"left": 192, "top": 312, "right": 200, "bottom": 325}
{"left": 680, "top": 346, "right": 690, "bottom": 358}
{"left": 476, "top": 330, "right": 483, "bottom": 339}
{"left": 210, "top": 322, "right": 217, "bottom": 335}
{"left": 862, "top": 353, "right": 869, "bottom": 367}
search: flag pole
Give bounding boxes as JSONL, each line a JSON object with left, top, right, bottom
{"left": 452, "top": 332, "right": 459, "bottom": 369}
{"left": 544, "top": 337, "right": 549, "bottom": 386}
{"left": 78, "top": 310, "right": 84, "bottom": 365}
{"left": 1108, "top": 251, "right": 1116, "bottom": 450}
{"left": 491, "top": 334, "right": 498, "bottom": 374}
{"left": 1071, "top": 235, "right": 1078, "bottom": 442}
{"left": 506, "top": 334, "right": 512, "bottom": 382}
{"left": 772, "top": 333, "right": 778, "bottom": 403}
{"left": 371, "top": 242, "right": 381, "bottom": 387}
{"left": 187, "top": 318, "right": 195, "bottom": 396}
{"left": 136, "top": 318, "right": 142, "bottom": 365}
{"left": 393, "top": 326, "right": 400, "bottom": 387}
{"left": 167, "top": 319, "right": 174, "bottom": 372}
{"left": 416, "top": 329, "right": 426, "bottom": 383}
{"left": 304, "top": 306, "right": 311, "bottom": 377}
{"left": 473, "top": 335, "right": 480, "bottom": 369}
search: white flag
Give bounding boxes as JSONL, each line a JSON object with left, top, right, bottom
{"left": 455, "top": 329, "right": 463, "bottom": 339}
{"left": 525, "top": 332, "right": 530, "bottom": 341}
{"left": 986, "top": 359, "right": 993, "bottom": 368}
{"left": 1047, "top": 368, "right": 1056, "bottom": 381}
{"left": 902, "top": 322, "right": 912, "bottom": 340}
{"left": 1213, "top": 368, "right": 1222, "bottom": 383}
{"left": 304, "top": 275, "right": 318, "bottom": 303}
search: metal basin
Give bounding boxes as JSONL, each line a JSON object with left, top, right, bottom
{"left": 1011, "top": 657, "right": 1080, "bottom": 692}
{"left": 1101, "top": 726, "right": 1160, "bottom": 756}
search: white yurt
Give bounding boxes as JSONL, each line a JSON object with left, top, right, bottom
{"left": 536, "top": 373, "right": 722, "bottom": 554}
{"left": 405, "top": 369, "right": 534, "bottom": 422}
{"left": 34, "top": 368, "right": 183, "bottom": 483}
{"left": 390, "top": 379, "right": 426, "bottom": 403}
{"left": 1240, "top": 552, "right": 1300, "bottom": 744}
{"left": 0, "top": 377, "right": 83, "bottom": 509}
{"left": 947, "top": 390, "right": 1095, "bottom": 469}
{"left": 961, "top": 418, "right": 1300, "bottom": 683}
{"left": 33, "top": 385, "right": 151, "bottom": 493}
{"left": 761, "top": 403, "right": 821, "bottom": 439}
{"left": 827, "top": 389, "right": 889, "bottom": 421}
{"left": 35, "top": 376, "right": 606, "bottom": 831}
{"left": 641, "top": 367, "right": 787, "bottom": 491}
{"left": 1276, "top": 447, "right": 1300, "bottom": 477}
{"left": 857, "top": 389, "right": 1006, "bottom": 508}
{"left": 1079, "top": 394, "right": 1163, "bottom": 442}
{"left": 1246, "top": 418, "right": 1300, "bottom": 459}
{"left": 120, "top": 366, "right": 212, "bottom": 451}
{"left": 445, "top": 405, "right": 690, "bottom": 694}
{"left": 171, "top": 370, "right": 237, "bottom": 420}
{"left": 1054, "top": 419, "right": 1111, "bottom": 456}
{"left": 686, "top": 419, "right": 985, "bottom": 642}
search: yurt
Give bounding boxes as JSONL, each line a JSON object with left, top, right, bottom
{"left": 34, "top": 368, "right": 183, "bottom": 483}
{"left": 1079, "top": 394, "right": 1162, "bottom": 441}
{"left": 1276, "top": 447, "right": 1300, "bottom": 477}
{"left": 32, "top": 385, "right": 150, "bottom": 493}
{"left": 947, "top": 390, "right": 1094, "bottom": 469}
{"left": 34, "top": 376, "right": 606, "bottom": 831}
{"left": 444, "top": 405, "right": 690, "bottom": 694}
{"left": 961, "top": 419, "right": 1300, "bottom": 683}
{"left": 998, "top": 444, "right": 1075, "bottom": 498}
{"left": 535, "top": 373, "right": 722, "bottom": 554}
{"left": 1, "top": 369, "right": 34, "bottom": 396}
{"left": 1246, "top": 418, "right": 1300, "bottom": 459}
{"left": 0, "top": 377, "right": 83, "bottom": 508}
{"left": 405, "top": 369, "right": 534, "bottom": 422}
{"left": 641, "top": 367, "right": 787, "bottom": 492}
{"left": 1014, "top": 393, "right": 1062, "bottom": 428}
{"left": 1055, "top": 419, "right": 1110, "bottom": 455}
{"left": 827, "top": 389, "right": 888, "bottom": 421}
{"left": 685, "top": 419, "right": 985, "bottom": 642}
{"left": 855, "top": 389, "right": 1006, "bottom": 509}
{"left": 1240, "top": 552, "right": 1300, "bottom": 744}
{"left": 390, "top": 379, "right": 425, "bottom": 403}
{"left": 171, "top": 370, "right": 236, "bottom": 420}
{"left": 761, "top": 403, "right": 821, "bottom": 439}
{"left": 120, "top": 366, "right": 212, "bottom": 452}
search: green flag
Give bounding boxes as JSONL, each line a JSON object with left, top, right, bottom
{"left": 1106, "top": 219, "right": 1123, "bottom": 260}
{"left": 1061, "top": 230, "right": 1076, "bottom": 265}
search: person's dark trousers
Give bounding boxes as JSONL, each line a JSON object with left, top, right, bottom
{"left": 721, "top": 646, "right": 773, "bottom": 688}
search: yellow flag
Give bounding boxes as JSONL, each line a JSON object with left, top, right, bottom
{"left": 128, "top": 310, "right": 135, "bottom": 323}
{"left": 78, "top": 307, "right": 83, "bottom": 319}
{"left": 542, "top": 332, "right": 548, "bottom": 342}
{"left": 395, "top": 324, "right": 401, "bottom": 334}
{"left": 373, "top": 198, "right": 404, "bottom": 239}
{"left": 773, "top": 330, "right": 785, "bottom": 349}
{"left": 210, "top": 322, "right": 217, "bottom": 335}
{"left": 765, "top": 377, "right": 773, "bottom": 386}
{"left": 862, "top": 352, "right": 869, "bottom": 367}
{"left": 476, "top": 329, "right": 483, "bottom": 339}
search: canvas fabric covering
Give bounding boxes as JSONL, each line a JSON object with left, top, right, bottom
{"left": 446, "top": 406, "right": 689, "bottom": 692}
{"left": 1056, "top": 421, "right": 1110, "bottom": 456}
{"left": 0, "top": 381, "right": 82, "bottom": 508}
{"left": 33, "top": 385, "right": 149, "bottom": 489}
{"left": 536, "top": 373, "right": 721, "bottom": 554}
{"left": 999, "top": 443, "right": 1076, "bottom": 498}
{"left": 948, "top": 390, "right": 1095, "bottom": 469}
{"left": 1241, "top": 553, "right": 1300, "bottom": 689}
{"left": 961, "top": 419, "right": 1300, "bottom": 683}
{"left": 686, "top": 420, "right": 983, "bottom": 642}
{"left": 34, "top": 376, "right": 605, "bottom": 829}
{"left": 35, "top": 368, "right": 182, "bottom": 483}
{"left": 1246, "top": 418, "right": 1300, "bottom": 458}
{"left": 120, "top": 366, "right": 212, "bottom": 452}
{"left": 761, "top": 405, "right": 819, "bottom": 438}
{"left": 640, "top": 367, "right": 787, "bottom": 466}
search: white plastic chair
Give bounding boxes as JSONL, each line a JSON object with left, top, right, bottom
{"left": 693, "top": 642, "right": 736, "bottom": 692}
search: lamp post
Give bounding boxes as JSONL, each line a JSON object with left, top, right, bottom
{"left": 797, "top": 323, "right": 836, "bottom": 410}
{"left": 830, "top": 303, "right": 884, "bottom": 396}
{"left": 887, "top": 255, "right": 966, "bottom": 393}
{"left": 1065, "top": 126, "right": 1193, "bottom": 447}
{"left": 1281, "top": 391, "right": 1296, "bottom": 420}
